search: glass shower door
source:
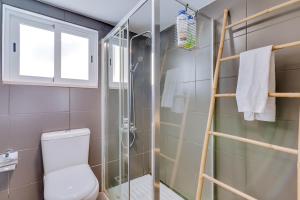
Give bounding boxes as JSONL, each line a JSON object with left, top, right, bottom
{"left": 103, "top": 23, "right": 130, "bottom": 200}
{"left": 101, "top": 0, "right": 160, "bottom": 199}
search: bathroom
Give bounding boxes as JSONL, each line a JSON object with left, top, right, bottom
{"left": 0, "top": 0, "right": 300, "bottom": 199}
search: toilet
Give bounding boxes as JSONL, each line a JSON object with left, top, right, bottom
{"left": 41, "top": 128, "right": 99, "bottom": 200}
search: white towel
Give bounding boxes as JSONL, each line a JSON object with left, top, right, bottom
{"left": 161, "top": 68, "right": 178, "bottom": 108}
{"left": 161, "top": 68, "right": 185, "bottom": 113}
{"left": 236, "top": 45, "right": 276, "bottom": 122}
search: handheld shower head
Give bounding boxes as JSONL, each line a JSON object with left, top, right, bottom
{"left": 131, "top": 56, "right": 144, "bottom": 72}
{"left": 137, "top": 56, "right": 144, "bottom": 63}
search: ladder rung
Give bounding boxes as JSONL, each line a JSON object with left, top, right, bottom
{"left": 161, "top": 121, "right": 181, "bottom": 128}
{"left": 209, "top": 131, "right": 298, "bottom": 155}
{"left": 215, "top": 93, "right": 300, "bottom": 98}
{"left": 202, "top": 174, "right": 258, "bottom": 200}
{"left": 220, "top": 40, "right": 300, "bottom": 62}
{"left": 160, "top": 153, "right": 176, "bottom": 162}
{"left": 226, "top": 0, "right": 300, "bottom": 29}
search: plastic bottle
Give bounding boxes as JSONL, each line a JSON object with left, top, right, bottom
{"left": 185, "top": 15, "right": 197, "bottom": 49}
{"left": 176, "top": 10, "right": 188, "bottom": 47}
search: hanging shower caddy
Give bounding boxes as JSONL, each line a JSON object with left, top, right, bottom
{"left": 176, "top": 4, "right": 197, "bottom": 50}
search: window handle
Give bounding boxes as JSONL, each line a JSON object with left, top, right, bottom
{"left": 13, "top": 43, "right": 16, "bottom": 52}
{"left": 91, "top": 55, "right": 93, "bottom": 63}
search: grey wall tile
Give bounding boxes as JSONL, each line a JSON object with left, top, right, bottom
{"left": 0, "top": 115, "right": 9, "bottom": 152}
{"left": 277, "top": 69, "right": 300, "bottom": 92}
{"left": 70, "top": 88, "right": 100, "bottom": 112}
{"left": 40, "top": 112, "right": 70, "bottom": 133}
{"left": 276, "top": 69, "right": 300, "bottom": 121}
{"left": 195, "top": 80, "right": 211, "bottom": 114}
{"left": 184, "top": 112, "right": 207, "bottom": 145}
{"left": 247, "top": 16, "right": 300, "bottom": 70}
{"left": 107, "top": 132, "right": 119, "bottom": 162}
{"left": 160, "top": 134, "right": 178, "bottom": 159}
{"left": 245, "top": 120, "right": 298, "bottom": 149}
{"left": 9, "top": 112, "right": 69, "bottom": 150}
{"left": 70, "top": 111, "right": 100, "bottom": 139}
{"left": 245, "top": 147, "right": 296, "bottom": 200}
{"left": 159, "top": 156, "right": 174, "bottom": 185}
{"left": 0, "top": 172, "right": 8, "bottom": 192}
{"left": 9, "top": 148, "right": 43, "bottom": 189}
{"left": 9, "top": 181, "right": 43, "bottom": 200}
{"left": 215, "top": 114, "right": 246, "bottom": 138}
{"left": 89, "top": 136, "right": 102, "bottom": 166}
{"left": 215, "top": 150, "right": 247, "bottom": 198}
{"left": 195, "top": 47, "right": 212, "bottom": 81}
{"left": 220, "top": 35, "right": 246, "bottom": 78}
{"left": 10, "top": 86, "right": 69, "bottom": 114}
{"left": 91, "top": 164, "right": 102, "bottom": 191}
{"left": 161, "top": 108, "right": 183, "bottom": 125}
{"left": 0, "top": 84, "right": 9, "bottom": 115}
{"left": 163, "top": 48, "right": 196, "bottom": 82}
{"left": 161, "top": 123, "right": 180, "bottom": 139}
{"left": 216, "top": 187, "right": 244, "bottom": 200}
{"left": 196, "top": 14, "right": 213, "bottom": 49}
{"left": 246, "top": 0, "right": 300, "bottom": 33}
{"left": 142, "top": 132, "right": 151, "bottom": 153}
{"left": 129, "top": 154, "right": 143, "bottom": 180}
{"left": 172, "top": 142, "right": 202, "bottom": 200}
{"left": 216, "top": 77, "right": 239, "bottom": 115}
{"left": 106, "top": 160, "right": 119, "bottom": 188}
{"left": 9, "top": 114, "right": 41, "bottom": 150}
{"left": 142, "top": 152, "right": 151, "bottom": 175}
{"left": 201, "top": 0, "right": 247, "bottom": 41}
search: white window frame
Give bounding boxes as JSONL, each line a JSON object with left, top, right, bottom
{"left": 2, "top": 5, "right": 99, "bottom": 88}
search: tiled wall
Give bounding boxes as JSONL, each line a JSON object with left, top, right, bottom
{"left": 0, "top": 0, "right": 112, "bottom": 199}
{"left": 200, "top": 0, "right": 300, "bottom": 199}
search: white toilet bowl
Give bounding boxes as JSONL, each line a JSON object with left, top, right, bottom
{"left": 44, "top": 164, "right": 99, "bottom": 200}
{"left": 41, "top": 129, "right": 99, "bottom": 200}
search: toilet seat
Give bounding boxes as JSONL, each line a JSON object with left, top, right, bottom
{"left": 44, "top": 164, "right": 99, "bottom": 200}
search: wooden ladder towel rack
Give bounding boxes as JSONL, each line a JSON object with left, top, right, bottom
{"left": 195, "top": 0, "right": 300, "bottom": 200}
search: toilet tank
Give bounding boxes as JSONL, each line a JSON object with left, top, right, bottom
{"left": 41, "top": 128, "right": 90, "bottom": 175}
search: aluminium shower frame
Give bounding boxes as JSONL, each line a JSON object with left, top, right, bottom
{"left": 101, "top": 0, "right": 216, "bottom": 199}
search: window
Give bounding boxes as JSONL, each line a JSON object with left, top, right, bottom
{"left": 2, "top": 5, "right": 98, "bottom": 88}
{"left": 109, "top": 40, "right": 128, "bottom": 89}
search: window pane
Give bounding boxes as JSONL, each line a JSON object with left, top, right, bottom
{"left": 112, "top": 44, "right": 128, "bottom": 83}
{"left": 20, "top": 24, "right": 54, "bottom": 78}
{"left": 61, "top": 33, "right": 89, "bottom": 80}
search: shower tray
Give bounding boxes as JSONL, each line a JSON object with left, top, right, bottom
{"left": 108, "top": 174, "right": 184, "bottom": 200}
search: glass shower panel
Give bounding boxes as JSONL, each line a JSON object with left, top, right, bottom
{"left": 159, "top": 3, "right": 214, "bottom": 199}
{"left": 103, "top": 24, "right": 130, "bottom": 200}
{"left": 127, "top": 0, "right": 153, "bottom": 198}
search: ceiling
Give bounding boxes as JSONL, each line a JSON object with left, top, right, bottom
{"left": 39, "top": 0, "right": 215, "bottom": 32}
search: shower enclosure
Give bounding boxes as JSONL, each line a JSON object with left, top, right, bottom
{"left": 101, "top": 0, "right": 215, "bottom": 199}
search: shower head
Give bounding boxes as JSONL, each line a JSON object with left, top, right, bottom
{"left": 131, "top": 56, "right": 144, "bottom": 72}
{"left": 137, "top": 56, "right": 144, "bottom": 63}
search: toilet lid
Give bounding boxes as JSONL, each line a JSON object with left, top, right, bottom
{"left": 44, "top": 164, "right": 98, "bottom": 200}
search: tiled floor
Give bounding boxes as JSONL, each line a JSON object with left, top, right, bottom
{"left": 107, "top": 174, "right": 184, "bottom": 200}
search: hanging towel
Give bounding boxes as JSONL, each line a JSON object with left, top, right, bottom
{"left": 161, "top": 68, "right": 178, "bottom": 108}
{"left": 236, "top": 45, "right": 276, "bottom": 122}
{"left": 161, "top": 68, "right": 185, "bottom": 113}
